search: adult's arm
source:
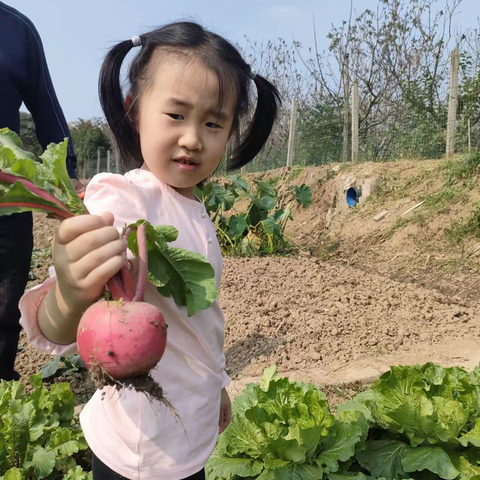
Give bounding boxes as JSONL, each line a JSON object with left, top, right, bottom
{"left": 19, "top": 14, "right": 78, "bottom": 179}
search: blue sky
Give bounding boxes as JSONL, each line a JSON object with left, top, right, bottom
{"left": 11, "top": 0, "right": 480, "bottom": 122}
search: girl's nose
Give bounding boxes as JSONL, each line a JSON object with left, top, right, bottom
{"left": 178, "top": 126, "right": 202, "bottom": 151}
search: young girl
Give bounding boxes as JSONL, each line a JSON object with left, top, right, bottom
{"left": 19, "top": 21, "right": 279, "bottom": 480}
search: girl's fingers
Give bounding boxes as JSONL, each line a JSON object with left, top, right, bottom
{"left": 73, "top": 239, "right": 128, "bottom": 280}
{"left": 81, "top": 255, "right": 127, "bottom": 291}
{"left": 64, "top": 226, "right": 125, "bottom": 263}
{"left": 56, "top": 213, "right": 114, "bottom": 245}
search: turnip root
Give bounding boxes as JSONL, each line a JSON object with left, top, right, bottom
{"left": 77, "top": 223, "right": 169, "bottom": 404}
{"left": 77, "top": 301, "right": 167, "bottom": 378}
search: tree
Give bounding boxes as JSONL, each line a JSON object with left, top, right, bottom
{"left": 19, "top": 112, "right": 42, "bottom": 157}
{"left": 70, "top": 118, "right": 111, "bottom": 162}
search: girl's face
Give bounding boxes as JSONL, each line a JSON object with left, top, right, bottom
{"left": 136, "top": 57, "right": 236, "bottom": 198}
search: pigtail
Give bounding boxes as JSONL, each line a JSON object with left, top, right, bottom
{"left": 227, "top": 75, "right": 281, "bottom": 171}
{"left": 98, "top": 39, "right": 142, "bottom": 170}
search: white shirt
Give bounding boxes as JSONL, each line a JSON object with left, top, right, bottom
{"left": 19, "top": 169, "right": 230, "bottom": 480}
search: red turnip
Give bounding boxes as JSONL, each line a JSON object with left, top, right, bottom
{"left": 77, "top": 223, "right": 169, "bottom": 404}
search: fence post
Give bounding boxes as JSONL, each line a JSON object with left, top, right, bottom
{"left": 115, "top": 149, "right": 120, "bottom": 174}
{"left": 286, "top": 98, "right": 297, "bottom": 167}
{"left": 352, "top": 79, "right": 359, "bottom": 162}
{"left": 446, "top": 48, "right": 460, "bottom": 159}
{"left": 468, "top": 119, "right": 472, "bottom": 154}
{"left": 82, "top": 159, "right": 86, "bottom": 179}
{"left": 342, "top": 56, "right": 350, "bottom": 162}
{"left": 96, "top": 148, "right": 101, "bottom": 174}
{"left": 107, "top": 150, "right": 111, "bottom": 173}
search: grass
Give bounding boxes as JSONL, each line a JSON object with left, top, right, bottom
{"left": 411, "top": 211, "right": 427, "bottom": 227}
{"left": 317, "top": 239, "right": 341, "bottom": 260}
{"left": 287, "top": 166, "right": 305, "bottom": 181}
{"left": 369, "top": 174, "right": 403, "bottom": 203}
{"left": 441, "top": 152, "right": 480, "bottom": 187}
{"left": 267, "top": 176, "right": 281, "bottom": 187}
{"left": 387, "top": 217, "right": 410, "bottom": 238}
{"left": 422, "top": 187, "right": 469, "bottom": 214}
{"left": 445, "top": 205, "right": 480, "bottom": 245}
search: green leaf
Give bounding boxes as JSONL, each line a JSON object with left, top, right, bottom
{"left": 31, "top": 447, "right": 56, "bottom": 479}
{"left": 66, "top": 354, "right": 85, "bottom": 370}
{"left": 327, "top": 473, "right": 368, "bottom": 480}
{"left": 336, "top": 400, "right": 372, "bottom": 423}
{"left": 62, "top": 466, "right": 93, "bottom": 480}
{"left": 245, "top": 406, "right": 271, "bottom": 428}
{"left": 128, "top": 221, "right": 218, "bottom": 316}
{"left": 229, "top": 214, "right": 247, "bottom": 237}
{"left": 423, "top": 363, "right": 447, "bottom": 387}
{"left": 433, "top": 396, "right": 470, "bottom": 439}
{"left": 28, "top": 375, "right": 43, "bottom": 390}
{"left": 270, "top": 463, "right": 324, "bottom": 480}
{"left": 259, "top": 195, "right": 277, "bottom": 211}
{"left": 262, "top": 217, "right": 282, "bottom": 237}
{"left": 293, "top": 184, "right": 312, "bottom": 208}
{"left": 50, "top": 428, "right": 84, "bottom": 455}
{"left": 273, "top": 207, "right": 292, "bottom": 224}
{"left": 207, "top": 453, "right": 264, "bottom": 479}
{"left": 362, "top": 440, "right": 409, "bottom": 480}
{"left": 194, "top": 182, "right": 211, "bottom": 203}
{"left": 317, "top": 420, "right": 365, "bottom": 474}
{"left": 402, "top": 447, "right": 460, "bottom": 480}
{"left": 303, "top": 389, "right": 334, "bottom": 433}
{"left": 208, "top": 183, "right": 235, "bottom": 211}
{"left": 450, "top": 452, "right": 480, "bottom": 480}
{"left": 0, "top": 128, "right": 36, "bottom": 161}
{"left": 459, "top": 418, "right": 480, "bottom": 447}
{"left": 153, "top": 247, "right": 218, "bottom": 316}
{"left": 255, "top": 180, "right": 277, "bottom": 199}
{"left": 387, "top": 393, "right": 453, "bottom": 445}
{"left": 249, "top": 202, "right": 269, "bottom": 226}
{"left": 222, "top": 414, "right": 268, "bottom": 457}
{"left": 3, "top": 468, "right": 23, "bottom": 480}
{"left": 232, "top": 383, "right": 259, "bottom": 416}
{"left": 260, "top": 365, "right": 278, "bottom": 392}
{"left": 267, "top": 438, "right": 306, "bottom": 462}
{"left": 39, "top": 357, "right": 61, "bottom": 379}
{"left": 152, "top": 225, "right": 179, "bottom": 243}
{"left": 227, "top": 175, "right": 248, "bottom": 192}
{"left": 0, "top": 181, "right": 72, "bottom": 220}
{"left": 0, "top": 130, "right": 86, "bottom": 219}
{"left": 38, "top": 141, "right": 85, "bottom": 216}
{"left": 240, "top": 237, "right": 260, "bottom": 256}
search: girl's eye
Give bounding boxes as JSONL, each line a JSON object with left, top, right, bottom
{"left": 206, "top": 122, "right": 221, "bottom": 129}
{"left": 167, "top": 113, "right": 184, "bottom": 120}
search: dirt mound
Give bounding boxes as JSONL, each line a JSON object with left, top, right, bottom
{"left": 222, "top": 256, "right": 480, "bottom": 379}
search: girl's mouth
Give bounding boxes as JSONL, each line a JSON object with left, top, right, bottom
{"left": 173, "top": 156, "right": 199, "bottom": 172}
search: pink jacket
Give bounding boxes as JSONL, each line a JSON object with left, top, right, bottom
{"left": 19, "top": 169, "right": 230, "bottom": 480}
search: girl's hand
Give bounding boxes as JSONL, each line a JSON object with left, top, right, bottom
{"left": 53, "top": 212, "right": 128, "bottom": 314}
{"left": 219, "top": 388, "right": 232, "bottom": 434}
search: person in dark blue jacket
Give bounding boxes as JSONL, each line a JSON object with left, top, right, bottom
{"left": 0, "top": 1, "right": 85, "bottom": 380}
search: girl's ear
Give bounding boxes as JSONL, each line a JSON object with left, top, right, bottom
{"left": 125, "top": 94, "right": 139, "bottom": 133}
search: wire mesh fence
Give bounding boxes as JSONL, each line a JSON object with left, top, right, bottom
{"left": 81, "top": 48, "right": 480, "bottom": 179}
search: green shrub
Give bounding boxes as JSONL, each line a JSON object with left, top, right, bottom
{"left": 0, "top": 375, "right": 91, "bottom": 480}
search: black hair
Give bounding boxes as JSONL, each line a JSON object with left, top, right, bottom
{"left": 98, "top": 21, "right": 280, "bottom": 172}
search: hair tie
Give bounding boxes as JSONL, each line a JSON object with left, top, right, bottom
{"left": 248, "top": 68, "right": 257, "bottom": 80}
{"left": 131, "top": 35, "right": 142, "bottom": 47}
